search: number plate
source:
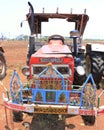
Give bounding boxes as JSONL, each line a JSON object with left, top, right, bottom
{"left": 34, "top": 106, "right": 67, "bottom": 114}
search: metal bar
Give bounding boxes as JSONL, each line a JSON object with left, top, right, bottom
{"left": 4, "top": 107, "right": 9, "bottom": 128}
{"left": 10, "top": 70, "right": 23, "bottom": 102}
{"left": 97, "top": 90, "right": 104, "bottom": 108}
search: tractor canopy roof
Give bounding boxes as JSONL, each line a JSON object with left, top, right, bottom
{"left": 26, "top": 2, "right": 89, "bottom": 37}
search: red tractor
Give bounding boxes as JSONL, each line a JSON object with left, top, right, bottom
{"left": 25, "top": 2, "right": 104, "bottom": 88}
{"left": 3, "top": 2, "right": 104, "bottom": 129}
{"left": 25, "top": 3, "right": 88, "bottom": 86}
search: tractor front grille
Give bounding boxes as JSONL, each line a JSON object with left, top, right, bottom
{"left": 34, "top": 77, "right": 69, "bottom": 90}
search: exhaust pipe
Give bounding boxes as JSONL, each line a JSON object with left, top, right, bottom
{"left": 27, "top": 2, "right": 36, "bottom": 65}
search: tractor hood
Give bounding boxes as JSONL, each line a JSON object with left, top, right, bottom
{"left": 31, "top": 41, "right": 72, "bottom": 58}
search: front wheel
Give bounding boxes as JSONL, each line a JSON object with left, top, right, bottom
{"left": 0, "top": 53, "right": 6, "bottom": 79}
{"left": 12, "top": 111, "right": 23, "bottom": 122}
{"left": 82, "top": 115, "right": 95, "bottom": 125}
{"left": 74, "top": 54, "right": 86, "bottom": 85}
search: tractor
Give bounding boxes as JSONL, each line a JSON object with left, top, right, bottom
{"left": 25, "top": 2, "right": 104, "bottom": 88}
{"left": 3, "top": 2, "right": 104, "bottom": 129}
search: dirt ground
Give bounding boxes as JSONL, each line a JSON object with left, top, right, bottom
{"left": 0, "top": 40, "right": 104, "bottom": 130}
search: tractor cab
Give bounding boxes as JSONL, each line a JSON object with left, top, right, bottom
{"left": 22, "top": 2, "right": 89, "bottom": 86}
{"left": 26, "top": 2, "right": 89, "bottom": 64}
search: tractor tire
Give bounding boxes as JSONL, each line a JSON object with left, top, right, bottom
{"left": 0, "top": 52, "right": 6, "bottom": 79}
{"left": 74, "top": 71, "right": 86, "bottom": 85}
{"left": 12, "top": 111, "right": 23, "bottom": 122}
{"left": 82, "top": 115, "right": 95, "bottom": 125}
{"left": 86, "top": 53, "right": 104, "bottom": 88}
{"left": 30, "top": 114, "right": 65, "bottom": 130}
{"left": 74, "top": 53, "right": 86, "bottom": 85}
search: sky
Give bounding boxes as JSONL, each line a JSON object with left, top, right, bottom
{"left": 0, "top": 0, "right": 104, "bottom": 39}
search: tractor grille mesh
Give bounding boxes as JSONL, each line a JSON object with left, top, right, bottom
{"left": 33, "top": 78, "right": 69, "bottom": 90}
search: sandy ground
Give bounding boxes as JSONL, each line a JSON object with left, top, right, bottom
{"left": 0, "top": 40, "right": 104, "bottom": 130}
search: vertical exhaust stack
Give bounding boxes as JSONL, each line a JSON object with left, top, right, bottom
{"left": 28, "top": 2, "right": 35, "bottom": 35}
{"left": 70, "top": 30, "right": 80, "bottom": 56}
{"left": 27, "top": 2, "right": 36, "bottom": 65}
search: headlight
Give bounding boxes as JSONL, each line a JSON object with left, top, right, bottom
{"left": 76, "top": 66, "right": 85, "bottom": 76}
{"left": 22, "top": 66, "right": 30, "bottom": 76}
